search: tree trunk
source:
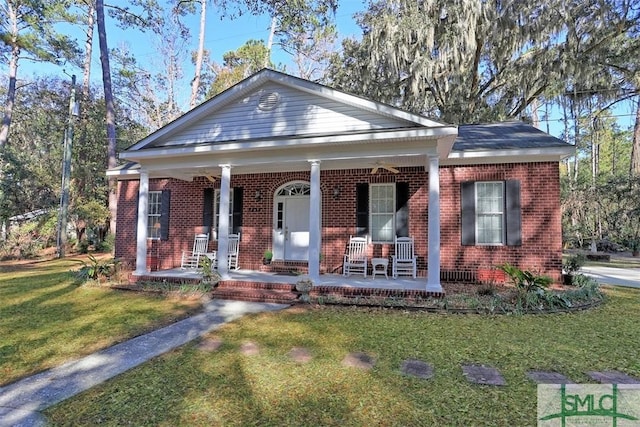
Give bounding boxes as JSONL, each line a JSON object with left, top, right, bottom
{"left": 96, "top": 0, "right": 118, "bottom": 236}
{"left": 82, "top": 1, "right": 95, "bottom": 100}
{"left": 631, "top": 98, "right": 640, "bottom": 177}
{"left": 189, "top": 0, "right": 206, "bottom": 110}
{"left": 0, "top": 3, "right": 19, "bottom": 151}
{"left": 77, "top": 1, "right": 95, "bottom": 198}
{"left": 264, "top": 16, "right": 277, "bottom": 69}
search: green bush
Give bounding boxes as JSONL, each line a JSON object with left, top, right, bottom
{"left": 2, "top": 221, "right": 45, "bottom": 259}
{"left": 75, "top": 255, "right": 120, "bottom": 282}
{"left": 563, "top": 254, "right": 585, "bottom": 276}
{"left": 94, "top": 233, "right": 114, "bottom": 253}
{"left": 498, "top": 263, "right": 552, "bottom": 294}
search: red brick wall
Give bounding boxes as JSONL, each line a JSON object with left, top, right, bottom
{"left": 114, "top": 162, "right": 563, "bottom": 281}
{"left": 440, "top": 162, "right": 563, "bottom": 282}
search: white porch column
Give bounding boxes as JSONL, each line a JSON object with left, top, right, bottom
{"left": 135, "top": 169, "right": 149, "bottom": 275}
{"left": 217, "top": 164, "right": 231, "bottom": 279}
{"left": 308, "top": 160, "right": 321, "bottom": 281}
{"left": 426, "top": 156, "right": 443, "bottom": 292}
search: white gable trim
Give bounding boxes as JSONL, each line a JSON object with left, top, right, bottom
{"left": 127, "top": 69, "right": 447, "bottom": 152}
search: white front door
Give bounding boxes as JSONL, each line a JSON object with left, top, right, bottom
{"left": 284, "top": 197, "right": 310, "bottom": 260}
{"left": 273, "top": 183, "right": 312, "bottom": 261}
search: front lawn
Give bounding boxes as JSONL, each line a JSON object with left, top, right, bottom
{"left": 0, "top": 256, "right": 202, "bottom": 385}
{"left": 46, "top": 286, "right": 640, "bottom": 426}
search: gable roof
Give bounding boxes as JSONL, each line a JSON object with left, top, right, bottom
{"left": 127, "top": 68, "right": 450, "bottom": 152}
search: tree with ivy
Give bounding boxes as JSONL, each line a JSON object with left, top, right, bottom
{"left": 328, "top": 0, "right": 640, "bottom": 125}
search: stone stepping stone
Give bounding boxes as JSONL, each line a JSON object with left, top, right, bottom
{"left": 240, "top": 341, "right": 260, "bottom": 356}
{"left": 197, "top": 337, "right": 223, "bottom": 352}
{"left": 462, "top": 364, "right": 506, "bottom": 386}
{"left": 527, "top": 370, "right": 574, "bottom": 384}
{"left": 342, "top": 352, "right": 376, "bottom": 370}
{"left": 587, "top": 370, "right": 640, "bottom": 384}
{"left": 288, "top": 347, "right": 313, "bottom": 363}
{"left": 400, "top": 359, "right": 434, "bottom": 380}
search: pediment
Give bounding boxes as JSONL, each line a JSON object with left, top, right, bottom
{"left": 130, "top": 69, "right": 444, "bottom": 151}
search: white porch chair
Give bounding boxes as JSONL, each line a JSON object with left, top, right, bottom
{"left": 343, "top": 236, "right": 368, "bottom": 278}
{"left": 212, "top": 233, "right": 241, "bottom": 270}
{"left": 228, "top": 233, "right": 240, "bottom": 270}
{"left": 392, "top": 236, "right": 417, "bottom": 278}
{"left": 181, "top": 233, "right": 209, "bottom": 269}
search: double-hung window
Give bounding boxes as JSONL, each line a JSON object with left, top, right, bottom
{"left": 461, "top": 180, "right": 521, "bottom": 246}
{"left": 370, "top": 183, "right": 396, "bottom": 243}
{"left": 475, "top": 182, "right": 504, "bottom": 245}
{"left": 356, "top": 182, "right": 409, "bottom": 242}
{"left": 147, "top": 191, "right": 162, "bottom": 239}
{"left": 214, "top": 189, "right": 234, "bottom": 237}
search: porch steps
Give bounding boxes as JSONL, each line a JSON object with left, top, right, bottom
{"left": 212, "top": 281, "right": 299, "bottom": 304}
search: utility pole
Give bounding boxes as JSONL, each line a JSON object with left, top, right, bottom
{"left": 57, "top": 75, "right": 77, "bottom": 258}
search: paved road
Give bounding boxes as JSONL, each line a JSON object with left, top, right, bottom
{"left": 0, "top": 300, "right": 288, "bottom": 427}
{"left": 582, "top": 266, "right": 640, "bottom": 288}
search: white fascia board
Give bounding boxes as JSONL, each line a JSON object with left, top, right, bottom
{"left": 106, "top": 167, "right": 140, "bottom": 177}
{"left": 443, "top": 146, "right": 575, "bottom": 165}
{"left": 120, "top": 127, "right": 457, "bottom": 162}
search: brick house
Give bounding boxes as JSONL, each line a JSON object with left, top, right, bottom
{"left": 108, "top": 69, "right": 573, "bottom": 292}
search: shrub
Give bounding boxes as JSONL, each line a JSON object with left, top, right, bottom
{"left": 94, "top": 233, "right": 115, "bottom": 253}
{"left": 75, "top": 255, "right": 120, "bottom": 282}
{"left": 476, "top": 284, "right": 496, "bottom": 296}
{"left": 498, "top": 263, "right": 552, "bottom": 294}
{"left": 563, "top": 254, "right": 585, "bottom": 276}
{"left": 3, "top": 221, "right": 45, "bottom": 259}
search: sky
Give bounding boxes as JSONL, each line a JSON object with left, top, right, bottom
{"left": 20, "top": 1, "right": 366, "bottom": 93}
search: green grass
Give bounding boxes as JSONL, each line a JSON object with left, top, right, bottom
{"left": 0, "top": 256, "right": 202, "bottom": 385}
{"left": 46, "top": 286, "right": 640, "bottom": 426}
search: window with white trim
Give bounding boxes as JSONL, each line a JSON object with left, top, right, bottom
{"left": 214, "top": 189, "right": 234, "bottom": 237}
{"left": 147, "top": 191, "right": 162, "bottom": 240}
{"left": 370, "top": 183, "right": 395, "bottom": 243}
{"left": 475, "top": 182, "right": 504, "bottom": 245}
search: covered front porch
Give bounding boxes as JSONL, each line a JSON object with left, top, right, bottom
{"left": 128, "top": 266, "right": 445, "bottom": 304}
{"left": 135, "top": 267, "right": 433, "bottom": 291}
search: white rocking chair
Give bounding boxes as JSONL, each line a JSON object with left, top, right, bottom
{"left": 392, "top": 236, "right": 417, "bottom": 278}
{"left": 228, "top": 233, "right": 240, "bottom": 270}
{"left": 180, "top": 233, "right": 209, "bottom": 269}
{"left": 343, "top": 236, "right": 368, "bottom": 278}
{"left": 212, "top": 233, "right": 241, "bottom": 270}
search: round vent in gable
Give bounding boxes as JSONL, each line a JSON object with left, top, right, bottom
{"left": 257, "top": 92, "right": 280, "bottom": 111}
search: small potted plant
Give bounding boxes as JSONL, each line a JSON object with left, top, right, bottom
{"left": 263, "top": 249, "right": 273, "bottom": 265}
{"left": 562, "top": 253, "right": 585, "bottom": 286}
{"left": 295, "top": 276, "right": 314, "bottom": 303}
{"left": 199, "top": 256, "right": 220, "bottom": 285}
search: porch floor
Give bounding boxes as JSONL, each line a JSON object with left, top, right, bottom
{"left": 136, "top": 268, "right": 430, "bottom": 291}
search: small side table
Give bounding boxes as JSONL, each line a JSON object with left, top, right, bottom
{"left": 204, "top": 251, "right": 217, "bottom": 267}
{"left": 371, "top": 257, "right": 389, "bottom": 279}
